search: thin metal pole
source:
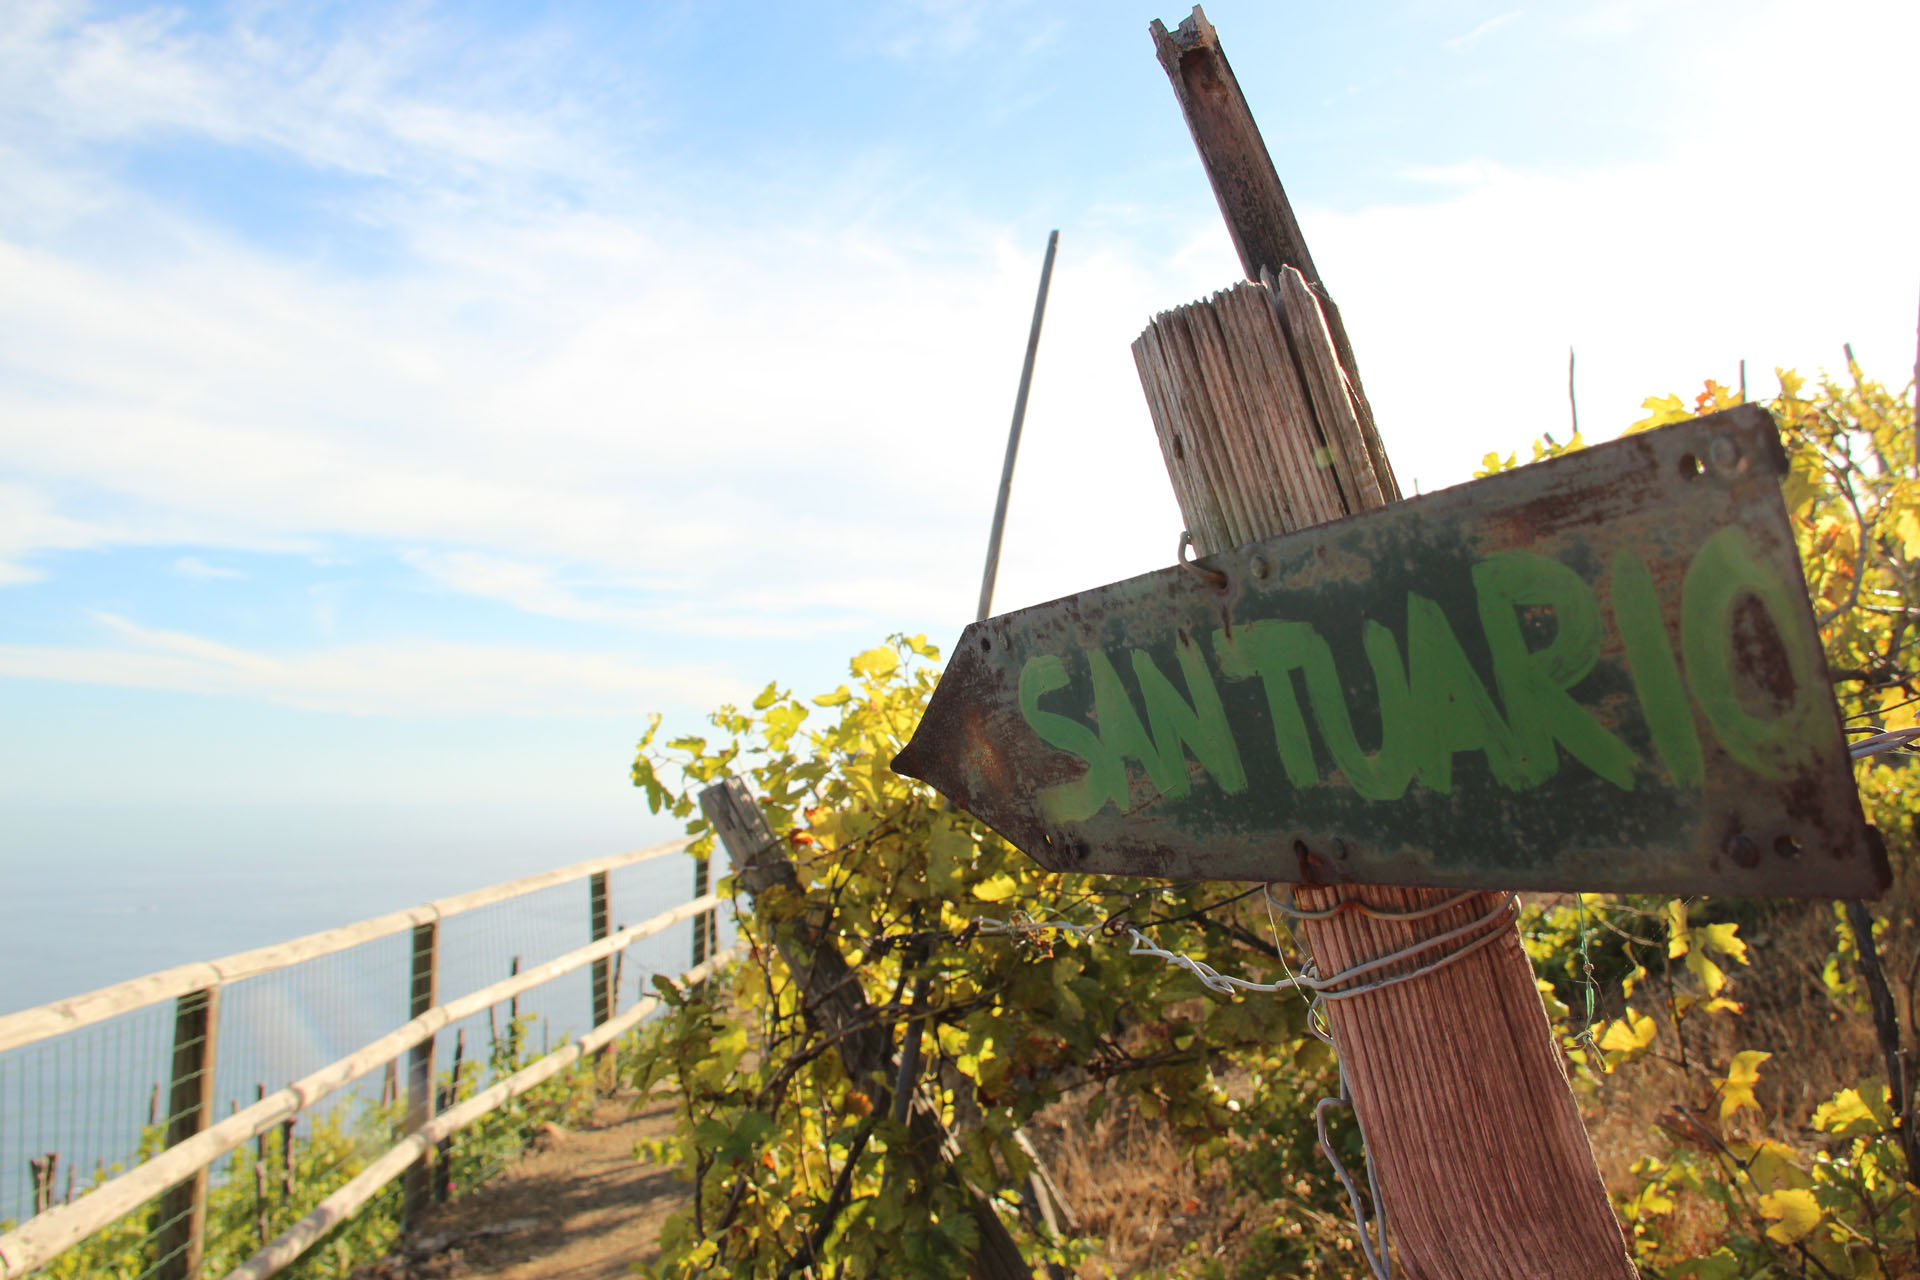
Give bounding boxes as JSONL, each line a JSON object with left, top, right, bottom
{"left": 976, "top": 229, "right": 1059, "bottom": 623}
{"left": 1567, "top": 345, "right": 1577, "bottom": 436}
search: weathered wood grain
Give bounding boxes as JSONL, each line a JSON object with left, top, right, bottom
{"left": 1139, "top": 10, "right": 1632, "bottom": 1271}
{"left": 1150, "top": 5, "right": 1399, "bottom": 504}
{"left": 1132, "top": 275, "right": 1633, "bottom": 1280}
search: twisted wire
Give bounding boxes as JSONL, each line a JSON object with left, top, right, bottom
{"left": 974, "top": 884, "right": 1524, "bottom": 1280}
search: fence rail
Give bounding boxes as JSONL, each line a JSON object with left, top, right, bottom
{"left": 0, "top": 835, "right": 729, "bottom": 1280}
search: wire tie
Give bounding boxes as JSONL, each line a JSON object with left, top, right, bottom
{"left": 1177, "top": 531, "right": 1230, "bottom": 592}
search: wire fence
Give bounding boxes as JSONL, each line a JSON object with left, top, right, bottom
{"left": 0, "top": 837, "right": 732, "bottom": 1280}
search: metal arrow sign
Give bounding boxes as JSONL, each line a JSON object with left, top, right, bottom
{"left": 891, "top": 405, "right": 1887, "bottom": 898}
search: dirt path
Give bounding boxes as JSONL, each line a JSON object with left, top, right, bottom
{"left": 355, "top": 1093, "right": 688, "bottom": 1280}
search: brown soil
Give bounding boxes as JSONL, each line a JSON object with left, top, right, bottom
{"left": 353, "top": 1093, "right": 688, "bottom": 1280}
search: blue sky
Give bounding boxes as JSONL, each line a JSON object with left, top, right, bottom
{"left": 3, "top": 0, "right": 1918, "bottom": 962}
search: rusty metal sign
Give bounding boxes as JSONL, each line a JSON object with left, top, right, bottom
{"left": 892, "top": 405, "right": 1886, "bottom": 898}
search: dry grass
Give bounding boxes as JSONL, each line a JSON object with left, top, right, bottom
{"left": 1027, "top": 1089, "right": 1242, "bottom": 1276}
{"left": 1023, "top": 880, "right": 1920, "bottom": 1277}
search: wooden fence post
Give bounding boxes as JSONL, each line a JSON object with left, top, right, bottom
{"left": 252, "top": 1083, "right": 269, "bottom": 1246}
{"left": 690, "top": 854, "right": 715, "bottom": 969}
{"left": 1139, "top": 9, "right": 1631, "bottom": 1275}
{"left": 698, "top": 779, "right": 1032, "bottom": 1280}
{"left": 154, "top": 986, "right": 219, "bottom": 1280}
{"left": 589, "top": 871, "right": 615, "bottom": 1078}
{"left": 589, "top": 871, "right": 612, "bottom": 1026}
{"left": 401, "top": 921, "right": 438, "bottom": 1225}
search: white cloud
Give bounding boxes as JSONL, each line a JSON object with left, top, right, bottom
{"left": 0, "top": 2, "right": 615, "bottom": 190}
{"left": 1310, "top": 148, "right": 1918, "bottom": 495}
{"left": 0, "top": 614, "right": 745, "bottom": 717}
{"left": 1444, "top": 10, "right": 1522, "bottom": 51}
{"left": 0, "top": 130, "right": 1221, "bottom": 649}
{"left": 173, "top": 555, "right": 243, "bottom": 580}
{"left": 89, "top": 610, "right": 277, "bottom": 673}
{"left": 2, "top": 0, "right": 1915, "bottom": 719}
{"left": 402, "top": 550, "right": 621, "bottom": 621}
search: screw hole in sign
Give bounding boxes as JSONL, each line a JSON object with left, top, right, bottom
{"left": 980, "top": 636, "right": 991, "bottom": 652}
{"left": 1679, "top": 452, "right": 1704, "bottom": 479}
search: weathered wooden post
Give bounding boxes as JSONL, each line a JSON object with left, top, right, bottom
{"left": 401, "top": 920, "right": 438, "bottom": 1225}
{"left": 690, "top": 853, "right": 716, "bottom": 970}
{"left": 589, "top": 870, "right": 613, "bottom": 1028}
{"left": 699, "top": 779, "right": 1033, "bottom": 1280}
{"left": 1140, "top": 10, "right": 1631, "bottom": 1274}
{"left": 154, "top": 986, "right": 218, "bottom": 1280}
{"left": 589, "top": 870, "right": 616, "bottom": 1077}
{"left": 893, "top": 10, "right": 1883, "bottom": 1277}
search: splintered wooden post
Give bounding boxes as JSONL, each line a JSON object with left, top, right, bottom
{"left": 892, "top": 9, "right": 1881, "bottom": 1276}
{"left": 1164, "top": 10, "right": 1625, "bottom": 1272}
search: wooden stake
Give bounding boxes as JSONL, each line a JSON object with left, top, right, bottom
{"left": 1151, "top": 9, "right": 1397, "bottom": 503}
{"left": 435, "top": 1030, "right": 464, "bottom": 1203}
{"left": 402, "top": 921, "right": 438, "bottom": 1225}
{"left": 280, "top": 1116, "right": 295, "bottom": 1202}
{"left": 700, "top": 780, "right": 1033, "bottom": 1280}
{"left": 155, "top": 987, "right": 219, "bottom": 1280}
{"left": 590, "top": 870, "right": 614, "bottom": 1077}
{"left": 1141, "top": 12, "right": 1632, "bottom": 1276}
{"left": 254, "top": 1084, "right": 269, "bottom": 1246}
{"left": 589, "top": 871, "right": 613, "bottom": 1030}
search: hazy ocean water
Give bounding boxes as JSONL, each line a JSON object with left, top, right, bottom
{"left": 0, "top": 800, "right": 719, "bottom": 1223}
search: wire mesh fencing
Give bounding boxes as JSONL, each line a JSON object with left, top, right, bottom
{"left": 0, "top": 837, "right": 728, "bottom": 1280}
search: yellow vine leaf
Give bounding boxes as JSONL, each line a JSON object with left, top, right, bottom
{"left": 811, "top": 684, "right": 852, "bottom": 707}
{"left": 1895, "top": 507, "right": 1920, "bottom": 559}
{"left": 850, "top": 646, "right": 898, "bottom": 680}
{"left": 1781, "top": 456, "right": 1823, "bottom": 514}
{"left": 971, "top": 873, "right": 1020, "bottom": 903}
{"left": 1667, "top": 900, "right": 1689, "bottom": 958}
{"left": 1812, "top": 1088, "right": 1877, "bottom": 1137}
{"left": 1624, "top": 1181, "right": 1675, "bottom": 1218}
{"left": 1742, "top": 1140, "right": 1808, "bottom": 1194}
{"left": 1694, "top": 922, "right": 1748, "bottom": 965}
{"left": 1686, "top": 949, "right": 1727, "bottom": 996}
{"left": 1720, "top": 1050, "right": 1772, "bottom": 1121}
{"left": 1757, "top": 1187, "right": 1821, "bottom": 1244}
{"left": 1628, "top": 393, "right": 1692, "bottom": 434}
{"left": 1599, "top": 1011, "right": 1658, "bottom": 1054}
